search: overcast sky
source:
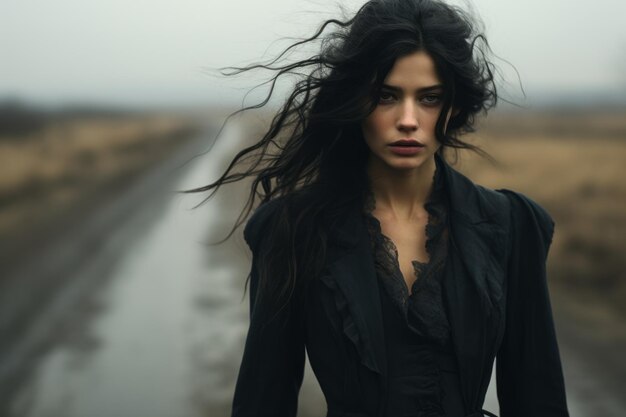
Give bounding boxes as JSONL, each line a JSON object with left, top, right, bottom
{"left": 1, "top": 0, "right": 625, "bottom": 108}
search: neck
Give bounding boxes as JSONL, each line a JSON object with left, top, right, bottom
{"left": 367, "top": 155, "right": 437, "bottom": 221}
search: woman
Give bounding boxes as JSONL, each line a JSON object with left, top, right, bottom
{"left": 194, "top": 0, "right": 570, "bottom": 415}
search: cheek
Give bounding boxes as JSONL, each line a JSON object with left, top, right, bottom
{"left": 420, "top": 108, "right": 442, "bottom": 129}
{"left": 362, "top": 112, "right": 386, "bottom": 140}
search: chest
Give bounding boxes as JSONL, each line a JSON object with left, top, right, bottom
{"left": 374, "top": 214, "right": 430, "bottom": 293}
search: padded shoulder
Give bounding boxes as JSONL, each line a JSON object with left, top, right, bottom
{"left": 495, "top": 189, "right": 555, "bottom": 254}
{"left": 474, "top": 184, "right": 512, "bottom": 223}
{"left": 243, "top": 197, "right": 287, "bottom": 252}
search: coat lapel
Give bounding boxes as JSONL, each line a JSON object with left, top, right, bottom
{"left": 439, "top": 153, "right": 509, "bottom": 408}
{"left": 439, "top": 152, "right": 508, "bottom": 324}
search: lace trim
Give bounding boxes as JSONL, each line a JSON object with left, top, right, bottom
{"left": 363, "top": 165, "right": 452, "bottom": 348}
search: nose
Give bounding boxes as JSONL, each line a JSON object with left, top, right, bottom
{"left": 396, "top": 99, "right": 418, "bottom": 132}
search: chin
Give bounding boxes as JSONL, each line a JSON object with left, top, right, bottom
{"left": 385, "top": 159, "right": 428, "bottom": 171}
{"left": 368, "top": 152, "right": 436, "bottom": 174}
{"left": 394, "top": 153, "right": 433, "bottom": 166}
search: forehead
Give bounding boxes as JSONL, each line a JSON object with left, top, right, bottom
{"left": 384, "top": 51, "right": 442, "bottom": 88}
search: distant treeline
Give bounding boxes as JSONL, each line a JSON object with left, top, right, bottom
{"left": 0, "top": 99, "right": 138, "bottom": 137}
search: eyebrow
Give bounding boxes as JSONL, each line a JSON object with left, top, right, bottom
{"left": 381, "top": 83, "right": 444, "bottom": 94}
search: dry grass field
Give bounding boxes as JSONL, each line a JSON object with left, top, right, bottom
{"left": 454, "top": 111, "right": 626, "bottom": 322}
{"left": 0, "top": 110, "right": 202, "bottom": 272}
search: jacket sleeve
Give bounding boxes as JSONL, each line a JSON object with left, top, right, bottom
{"left": 495, "top": 190, "right": 570, "bottom": 416}
{"left": 231, "top": 200, "right": 306, "bottom": 417}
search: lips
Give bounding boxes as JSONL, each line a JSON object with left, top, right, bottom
{"left": 389, "top": 139, "right": 425, "bottom": 147}
{"left": 388, "top": 139, "right": 426, "bottom": 156}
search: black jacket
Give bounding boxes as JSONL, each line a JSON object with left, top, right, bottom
{"left": 232, "top": 155, "right": 570, "bottom": 417}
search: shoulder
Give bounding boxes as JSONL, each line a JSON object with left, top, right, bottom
{"left": 243, "top": 197, "right": 287, "bottom": 252}
{"left": 494, "top": 188, "right": 555, "bottom": 255}
{"left": 475, "top": 183, "right": 512, "bottom": 219}
{"left": 443, "top": 161, "right": 553, "bottom": 242}
{"left": 464, "top": 177, "right": 554, "bottom": 240}
{"left": 243, "top": 189, "right": 316, "bottom": 252}
{"left": 443, "top": 157, "right": 554, "bottom": 257}
{"left": 441, "top": 158, "right": 510, "bottom": 226}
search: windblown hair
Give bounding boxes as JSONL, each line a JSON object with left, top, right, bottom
{"left": 188, "top": 0, "right": 498, "bottom": 322}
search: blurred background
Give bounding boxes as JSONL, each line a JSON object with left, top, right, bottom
{"left": 1, "top": 0, "right": 625, "bottom": 416}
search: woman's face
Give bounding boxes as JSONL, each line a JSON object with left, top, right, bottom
{"left": 361, "top": 50, "right": 448, "bottom": 174}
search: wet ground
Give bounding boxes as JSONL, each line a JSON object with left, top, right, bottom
{"left": 0, "top": 123, "right": 624, "bottom": 416}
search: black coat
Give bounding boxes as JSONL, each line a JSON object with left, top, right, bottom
{"left": 231, "top": 155, "right": 570, "bottom": 417}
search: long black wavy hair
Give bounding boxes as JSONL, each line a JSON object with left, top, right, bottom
{"left": 189, "top": 0, "right": 498, "bottom": 322}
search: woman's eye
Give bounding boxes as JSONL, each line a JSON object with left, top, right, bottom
{"left": 378, "top": 92, "right": 396, "bottom": 103}
{"left": 421, "top": 94, "right": 442, "bottom": 105}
